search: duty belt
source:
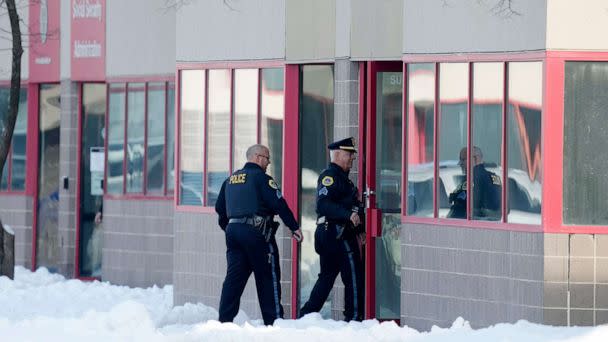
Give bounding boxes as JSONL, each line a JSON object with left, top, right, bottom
{"left": 228, "top": 217, "right": 257, "bottom": 226}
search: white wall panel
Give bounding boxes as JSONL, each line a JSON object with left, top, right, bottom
{"left": 547, "top": 0, "right": 608, "bottom": 50}
{"left": 351, "top": 0, "right": 402, "bottom": 60}
{"left": 106, "top": 0, "right": 175, "bottom": 77}
{"left": 177, "top": 0, "right": 285, "bottom": 62}
{"left": 403, "top": 0, "right": 546, "bottom": 54}
{"left": 286, "top": 0, "right": 335, "bottom": 62}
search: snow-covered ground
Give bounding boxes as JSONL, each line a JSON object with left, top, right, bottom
{"left": 0, "top": 267, "right": 606, "bottom": 341}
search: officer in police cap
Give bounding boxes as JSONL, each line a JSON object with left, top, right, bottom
{"left": 215, "top": 144, "right": 303, "bottom": 326}
{"left": 299, "top": 137, "right": 365, "bottom": 321}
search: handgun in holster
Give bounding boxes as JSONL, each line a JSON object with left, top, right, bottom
{"left": 260, "top": 218, "right": 279, "bottom": 242}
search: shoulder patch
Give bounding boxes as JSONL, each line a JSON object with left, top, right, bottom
{"left": 268, "top": 179, "right": 278, "bottom": 189}
{"left": 321, "top": 176, "right": 334, "bottom": 186}
{"left": 491, "top": 174, "right": 501, "bottom": 186}
{"left": 318, "top": 187, "right": 328, "bottom": 196}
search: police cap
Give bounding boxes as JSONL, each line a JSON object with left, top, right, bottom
{"left": 327, "top": 137, "right": 357, "bottom": 152}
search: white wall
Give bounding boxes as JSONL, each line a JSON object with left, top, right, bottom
{"left": 0, "top": 0, "right": 29, "bottom": 81}
{"left": 177, "top": 0, "right": 285, "bottom": 63}
{"left": 106, "top": 0, "right": 175, "bottom": 77}
{"left": 403, "top": 0, "right": 546, "bottom": 54}
{"left": 547, "top": 0, "right": 608, "bottom": 51}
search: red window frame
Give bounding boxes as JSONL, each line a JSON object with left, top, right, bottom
{"left": 0, "top": 85, "right": 28, "bottom": 195}
{"left": 402, "top": 53, "right": 545, "bottom": 233}
{"left": 103, "top": 76, "right": 175, "bottom": 200}
{"left": 175, "top": 61, "right": 285, "bottom": 213}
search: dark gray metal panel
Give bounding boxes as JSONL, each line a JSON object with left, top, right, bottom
{"left": 102, "top": 198, "right": 174, "bottom": 287}
{"left": 177, "top": 0, "right": 285, "bottom": 62}
{"left": 403, "top": 0, "right": 547, "bottom": 54}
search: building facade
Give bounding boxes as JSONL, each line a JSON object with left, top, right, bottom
{"left": 1, "top": 0, "right": 608, "bottom": 329}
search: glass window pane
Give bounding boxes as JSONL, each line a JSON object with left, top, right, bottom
{"left": 261, "top": 68, "right": 285, "bottom": 186}
{"left": 233, "top": 69, "right": 259, "bottom": 170}
{"left": 564, "top": 62, "right": 608, "bottom": 225}
{"left": 179, "top": 70, "right": 205, "bottom": 206}
{"left": 298, "top": 65, "right": 334, "bottom": 315}
{"left": 107, "top": 83, "right": 126, "bottom": 194}
{"left": 438, "top": 63, "right": 468, "bottom": 219}
{"left": 126, "top": 83, "right": 145, "bottom": 193}
{"left": 79, "top": 83, "right": 106, "bottom": 277}
{"left": 146, "top": 82, "right": 166, "bottom": 194}
{"left": 36, "top": 84, "right": 61, "bottom": 271}
{"left": 471, "top": 63, "right": 503, "bottom": 221}
{"left": 507, "top": 62, "right": 542, "bottom": 224}
{"left": 206, "top": 69, "right": 231, "bottom": 206}
{"left": 0, "top": 88, "right": 8, "bottom": 190}
{"left": 376, "top": 71, "right": 403, "bottom": 212}
{"left": 406, "top": 63, "right": 435, "bottom": 217}
{"left": 10, "top": 88, "right": 28, "bottom": 191}
{"left": 167, "top": 82, "right": 175, "bottom": 192}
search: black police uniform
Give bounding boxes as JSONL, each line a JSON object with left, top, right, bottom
{"left": 215, "top": 162, "right": 299, "bottom": 326}
{"left": 447, "top": 164, "right": 501, "bottom": 220}
{"left": 300, "top": 138, "right": 365, "bottom": 321}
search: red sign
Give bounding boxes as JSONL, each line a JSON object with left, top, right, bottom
{"left": 71, "top": 0, "right": 106, "bottom": 81}
{"left": 29, "top": 0, "right": 60, "bottom": 83}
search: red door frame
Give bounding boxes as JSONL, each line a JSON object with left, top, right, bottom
{"left": 363, "top": 61, "right": 405, "bottom": 320}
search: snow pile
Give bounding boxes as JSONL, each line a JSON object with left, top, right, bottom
{"left": 1, "top": 266, "right": 607, "bottom": 341}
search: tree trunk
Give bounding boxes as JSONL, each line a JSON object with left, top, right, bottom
{"left": 0, "top": 0, "right": 23, "bottom": 181}
{"left": 0, "top": 220, "right": 14, "bottom": 279}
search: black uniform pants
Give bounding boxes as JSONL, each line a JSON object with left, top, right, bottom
{"left": 300, "top": 223, "right": 364, "bottom": 321}
{"left": 218, "top": 223, "right": 283, "bottom": 325}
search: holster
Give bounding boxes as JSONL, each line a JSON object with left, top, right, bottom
{"left": 261, "top": 219, "right": 279, "bottom": 242}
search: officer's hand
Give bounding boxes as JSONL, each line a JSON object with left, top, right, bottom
{"left": 350, "top": 212, "right": 361, "bottom": 226}
{"left": 292, "top": 229, "right": 303, "bottom": 243}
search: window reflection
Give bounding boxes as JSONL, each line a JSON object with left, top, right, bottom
{"left": 206, "top": 70, "right": 231, "bottom": 206}
{"left": 179, "top": 70, "right": 205, "bottom": 205}
{"left": 126, "top": 83, "right": 145, "bottom": 193}
{"left": 507, "top": 62, "right": 542, "bottom": 224}
{"left": 0, "top": 88, "right": 27, "bottom": 192}
{"left": 146, "top": 82, "right": 166, "bottom": 194}
{"left": 406, "top": 63, "right": 435, "bottom": 217}
{"left": 233, "top": 69, "right": 259, "bottom": 170}
{"left": 11, "top": 89, "right": 27, "bottom": 191}
{"left": 167, "top": 82, "right": 175, "bottom": 192}
{"left": 261, "top": 68, "right": 285, "bottom": 185}
{"left": 107, "top": 84, "right": 126, "bottom": 194}
{"left": 299, "top": 65, "right": 334, "bottom": 315}
{"left": 471, "top": 63, "right": 503, "bottom": 221}
{"left": 36, "top": 84, "right": 61, "bottom": 272}
{"left": 438, "top": 63, "right": 468, "bottom": 219}
{"left": 564, "top": 62, "right": 608, "bottom": 225}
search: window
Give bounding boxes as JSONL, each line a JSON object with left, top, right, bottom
{"left": 0, "top": 87, "right": 28, "bottom": 192}
{"left": 564, "top": 62, "right": 608, "bottom": 225}
{"left": 177, "top": 66, "right": 285, "bottom": 207}
{"left": 406, "top": 61, "right": 542, "bottom": 225}
{"left": 406, "top": 63, "right": 435, "bottom": 217}
{"left": 106, "top": 81, "right": 175, "bottom": 197}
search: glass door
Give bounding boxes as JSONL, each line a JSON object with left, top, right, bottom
{"left": 364, "top": 62, "right": 403, "bottom": 320}
{"left": 36, "top": 84, "right": 61, "bottom": 272}
{"left": 78, "top": 83, "right": 106, "bottom": 277}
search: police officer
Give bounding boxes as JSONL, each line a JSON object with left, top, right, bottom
{"left": 447, "top": 146, "right": 501, "bottom": 220}
{"left": 215, "top": 144, "right": 303, "bottom": 326}
{"left": 300, "top": 137, "right": 365, "bottom": 322}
